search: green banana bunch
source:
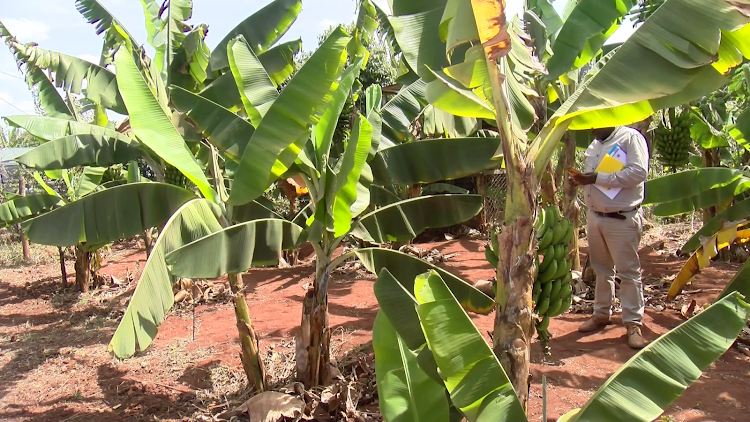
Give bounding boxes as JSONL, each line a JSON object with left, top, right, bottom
{"left": 163, "top": 164, "right": 191, "bottom": 189}
{"left": 653, "top": 107, "right": 693, "bottom": 170}
{"left": 533, "top": 205, "right": 576, "bottom": 354}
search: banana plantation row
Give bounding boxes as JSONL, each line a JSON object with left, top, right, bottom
{"left": 1, "top": 0, "right": 749, "bottom": 421}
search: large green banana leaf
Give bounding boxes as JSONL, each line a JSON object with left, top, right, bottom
{"left": 258, "top": 39, "right": 302, "bottom": 86}
{"left": 231, "top": 199, "right": 285, "bottom": 223}
{"left": 373, "top": 310, "right": 451, "bottom": 422}
{"left": 75, "top": 0, "right": 139, "bottom": 46}
{"left": 228, "top": 27, "right": 350, "bottom": 205}
{"left": 196, "top": 72, "right": 242, "bottom": 111}
{"left": 0, "top": 22, "right": 72, "bottom": 120}
{"left": 529, "top": 0, "right": 750, "bottom": 176}
{"left": 0, "top": 194, "right": 63, "bottom": 227}
{"left": 164, "top": 219, "right": 304, "bottom": 278}
{"left": 370, "top": 137, "right": 501, "bottom": 186}
{"left": 73, "top": 166, "right": 106, "bottom": 199}
{"left": 170, "top": 87, "right": 252, "bottom": 160}
{"left": 355, "top": 248, "right": 494, "bottom": 314}
{"left": 415, "top": 270, "right": 528, "bottom": 422}
{"left": 3, "top": 116, "right": 131, "bottom": 142}
{"left": 209, "top": 0, "right": 301, "bottom": 71}
{"left": 730, "top": 106, "right": 750, "bottom": 148}
{"left": 15, "top": 134, "right": 143, "bottom": 170}
{"left": 351, "top": 194, "right": 482, "bottom": 244}
{"left": 381, "top": 79, "right": 428, "bottom": 147}
{"left": 644, "top": 168, "right": 750, "bottom": 216}
{"left": 228, "top": 35, "right": 278, "bottom": 127}
{"left": 681, "top": 197, "right": 750, "bottom": 253}
{"left": 652, "top": 177, "right": 750, "bottom": 217}
{"left": 563, "top": 292, "right": 750, "bottom": 422}
{"left": 109, "top": 198, "right": 223, "bottom": 358}
{"left": 12, "top": 43, "right": 125, "bottom": 114}
{"left": 545, "top": 0, "right": 636, "bottom": 80}
{"left": 114, "top": 48, "right": 216, "bottom": 202}
{"left": 389, "top": 5, "right": 448, "bottom": 81}
{"left": 374, "top": 268, "right": 427, "bottom": 350}
{"left": 21, "top": 183, "right": 196, "bottom": 247}
{"left": 169, "top": 25, "right": 211, "bottom": 91}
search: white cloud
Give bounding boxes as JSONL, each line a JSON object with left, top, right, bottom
{"left": 318, "top": 19, "right": 337, "bottom": 29}
{"left": 76, "top": 54, "right": 100, "bottom": 64}
{"left": 2, "top": 18, "right": 50, "bottom": 42}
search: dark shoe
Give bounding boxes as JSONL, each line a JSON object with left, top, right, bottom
{"left": 578, "top": 316, "right": 611, "bottom": 332}
{"left": 626, "top": 324, "right": 649, "bottom": 349}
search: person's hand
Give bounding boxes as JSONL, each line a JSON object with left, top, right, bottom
{"left": 570, "top": 172, "right": 597, "bottom": 186}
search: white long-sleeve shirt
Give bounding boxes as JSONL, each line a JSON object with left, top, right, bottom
{"left": 583, "top": 126, "right": 649, "bottom": 213}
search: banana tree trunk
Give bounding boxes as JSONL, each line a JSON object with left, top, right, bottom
{"left": 560, "top": 135, "right": 581, "bottom": 271}
{"left": 74, "top": 245, "right": 91, "bottom": 293}
{"left": 58, "top": 247, "right": 67, "bottom": 287}
{"left": 228, "top": 273, "right": 266, "bottom": 392}
{"left": 296, "top": 248, "right": 331, "bottom": 388}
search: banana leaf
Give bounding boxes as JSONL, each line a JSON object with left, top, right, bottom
{"left": 652, "top": 177, "right": 750, "bottom": 217}
{"left": 315, "top": 59, "right": 364, "bottom": 164}
{"left": 332, "top": 115, "right": 372, "bottom": 237}
{"left": 422, "top": 183, "right": 468, "bottom": 195}
{"left": 21, "top": 182, "right": 196, "bottom": 247}
{"left": 644, "top": 168, "right": 746, "bottom": 205}
{"left": 165, "top": 218, "right": 304, "bottom": 278}
{"left": 729, "top": 106, "right": 750, "bottom": 149}
{"left": 170, "top": 86, "right": 253, "bottom": 160}
{"left": 373, "top": 310, "right": 451, "bottom": 422}
{"left": 355, "top": 248, "right": 494, "bottom": 314}
{"left": 371, "top": 137, "right": 501, "bottom": 186}
{"left": 381, "top": 79, "right": 428, "bottom": 147}
{"left": 415, "top": 270, "right": 528, "bottom": 422}
{"left": 15, "top": 134, "right": 143, "bottom": 170}
{"left": 109, "top": 198, "right": 223, "bottom": 358}
{"left": 0, "top": 22, "right": 73, "bottom": 119}
{"left": 114, "top": 47, "right": 216, "bottom": 202}
{"left": 545, "top": 0, "right": 637, "bottom": 80}
{"left": 529, "top": 0, "right": 750, "bottom": 177}
{"left": 258, "top": 39, "right": 302, "bottom": 86}
{"left": 228, "top": 35, "right": 279, "bottom": 127}
{"left": 425, "top": 67, "right": 495, "bottom": 119}
{"left": 228, "top": 27, "right": 350, "bottom": 205}
{"left": 73, "top": 166, "right": 106, "bottom": 198}
{"left": 75, "top": 0, "right": 140, "bottom": 45}
{"left": 169, "top": 24, "right": 211, "bottom": 91}
{"left": 351, "top": 194, "right": 482, "bottom": 244}
{"left": 0, "top": 194, "right": 63, "bottom": 227}
{"left": 209, "top": 0, "right": 301, "bottom": 71}
{"left": 3, "top": 116, "right": 131, "bottom": 142}
{"left": 563, "top": 292, "right": 750, "bottom": 422}
{"left": 13, "top": 43, "right": 126, "bottom": 114}
{"left": 716, "top": 259, "right": 750, "bottom": 302}
{"left": 389, "top": 6, "right": 448, "bottom": 81}
{"left": 370, "top": 185, "right": 401, "bottom": 206}
{"left": 232, "top": 199, "right": 284, "bottom": 223}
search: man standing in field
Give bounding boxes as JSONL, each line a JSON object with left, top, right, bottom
{"left": 569, "top": 126, "right": 650, "bottom": 349}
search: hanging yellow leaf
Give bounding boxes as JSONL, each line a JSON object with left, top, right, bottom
{"left": 668, "top": 220, "right": 750, "bottom": 300}
{"left": 470, "top": 0, "right": 511, "bottom": 61}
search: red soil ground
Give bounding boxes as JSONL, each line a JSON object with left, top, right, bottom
{"left": 0, "top": 229, "right": 748, "bottom": 421}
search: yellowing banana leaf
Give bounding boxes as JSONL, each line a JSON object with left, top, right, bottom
{"left": 681, "top": 197, "right": 750, "bottom": 253}
{"left": 12, "top": 43, "right": 126, "bottom": 114}
{"left": 0, "top": 194, "right": 63, "bottom": 227}
{"left": 0, "top": 22, "right": 73, "bottom": 120}
{"left": 568, "top": 293, "right": 750, "bottom": 422}
{"left": 109, "top": 198, "right": 223, "bottom": 358}
{"left": 15, "top": 134, "right": 143, "bottom": 170}
{"left": 114, "top": 48, "right": 216, "bottom": 202}
{"left": 228, "top": 35, "right": 278, "bottom": 127}
{"left": 355, "top": 247, "right": 494, "bottom": 315}
{"left": 165, "top": 218, "right": 304, "bottom": 279}
{"left": 667, "top": 220, "right": 750, "bottom": 300}
{"left": 170, "top": 86, "right": 252, "bottom": 160}
{"left": 209, "top": 0, "right": 301, "bottom": 71}
{"left": 21, "top": 182, "right": 196, "bottom": 247}
{"left": 415, "top": 270, "right": 528, "bottom": 422}
{"left": 228, "top": 27, "right": 350, "bottom": 205}
{"left": 545, "top": 0, "right": 636, "bottom": 80}
{"left": 3, "top": 115, "right": 129, "bottom": 142}
{"left": 332, "top": 115, "right": 372, "bottom": 237}
{"left": 373, "top": 310, "right": 451, "bottom": 422}
{"left": 370, "top": 137, "right": 501, "bottom": 186}
{"left": 351, "top": 194, "right": 482, "bottom": 244}
{"left": 528, "top": 0, "right": 750, "bottom": 177}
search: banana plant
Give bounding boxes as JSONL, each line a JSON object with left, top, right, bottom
{"left": 380, "top": 0, "right": 750, "bottom": 408}
{"left": 373, "top": 268, "right": 750, "bottom": 422}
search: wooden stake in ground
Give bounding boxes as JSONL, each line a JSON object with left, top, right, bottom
{"left": 17, "top": 175, "right": 29, "bottom": 261}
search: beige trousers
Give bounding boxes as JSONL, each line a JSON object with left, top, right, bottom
{"left": 586, "top": 209, "right": 645, "bottom": 325}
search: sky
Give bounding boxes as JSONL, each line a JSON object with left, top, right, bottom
{"left": 0, "top": 0, "right": 636, "bottom": 122}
